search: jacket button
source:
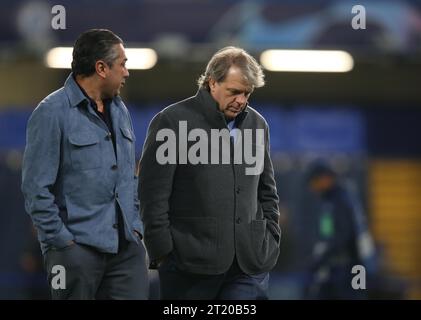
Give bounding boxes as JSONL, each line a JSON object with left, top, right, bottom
{"left": 106, "top": 133, "right": 112, "bottom": 140}
{"left": 113, "top": 223, "right": 118, "bottom": 229}
{"left": 111, "top": 164, "right": 118, "bottom": 170}
{"left": 236, "top": 187, "right": 241, "bottom": 194}
{"left": 115, "top": 192, "right": 119, "bottom": 198}
{"left": 236, "top": 217, "right": 241, "bottom": 224}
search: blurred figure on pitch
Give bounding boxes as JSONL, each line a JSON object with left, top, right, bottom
{"left": 302, "top": 160, "right": 378, "bottom": 299}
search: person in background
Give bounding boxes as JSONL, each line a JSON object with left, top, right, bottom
{"left": 303, "top": 160, "right": 378, "bottom": 299}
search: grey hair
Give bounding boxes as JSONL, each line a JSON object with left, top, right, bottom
{"left": 102, "top": 45, "right": 121, "bottom": 67}
{"left": 197, "top": 46, "right": 265, "bottom": 90}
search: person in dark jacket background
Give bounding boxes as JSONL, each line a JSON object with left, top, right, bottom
{"left": 139, "top": 46, "right": 281, "bottom": 300}
{"left": 302, "top": 160, "right": 378, "bottom": 299}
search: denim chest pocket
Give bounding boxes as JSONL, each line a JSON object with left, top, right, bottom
{"left": 68, "top": 132, "right": 101, "bottom": 170}
{"left": 120, "top": 127, "right": 135, "bottom": 163}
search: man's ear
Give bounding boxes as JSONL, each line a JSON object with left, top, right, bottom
{"left": 95, "top": 60, "right": 108, "bottom": 79}
{"left": 209, "top": 78, "right": 216, "bottom": 90}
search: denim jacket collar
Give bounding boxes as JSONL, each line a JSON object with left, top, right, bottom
{"left": 63, "top": 73, "right": 123, "bottom": 109}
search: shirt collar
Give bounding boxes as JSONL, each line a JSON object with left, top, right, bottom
{"left": 64, "top": 73, "right": 113, "bottom": 108}
{"left": 64, "top": 73, "right": 89, "bottom": 108}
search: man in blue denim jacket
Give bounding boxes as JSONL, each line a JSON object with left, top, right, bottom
{"left": 21, "top": 29, "right": 148, "bottom": 299}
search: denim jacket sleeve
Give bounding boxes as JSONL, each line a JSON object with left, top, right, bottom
{"left": 132, "top": 174, "right": 144, "bottom": 238}
{"left": 124, "top": 106, "right": 144, "bottom": 238}
{"left": 21, "top": 100, "right": 74, "bottom": 249}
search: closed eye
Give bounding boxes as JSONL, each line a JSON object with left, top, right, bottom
{"left": 228, "top": 89, "right": 252, "bottom": 97}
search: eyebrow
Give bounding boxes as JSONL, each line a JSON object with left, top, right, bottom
{"left": 228, "top": 88, "right": 252, "bottom": 95}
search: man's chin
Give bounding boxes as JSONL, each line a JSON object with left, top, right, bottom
{"left": 224, "top": 113, "right": 236, "bottom": 120}
{"left": 227, "top": 110, "right": 241, "bottom": 118}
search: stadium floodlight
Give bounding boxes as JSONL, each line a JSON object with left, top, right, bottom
{"left": 45, "top": 47, "right": 157, "bottom": 70}
{"left": 260, "top": 49, "right": 354, "bottom": 73}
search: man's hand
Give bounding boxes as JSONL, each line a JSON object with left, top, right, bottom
{"left": 52, "top": 240, "right": 75, "bottom": 251}
{"left": 133, "top": 230, "right": 143, "bottom": 240}
{"left": 150, "top": 254, "right": 169, "bottom": 269}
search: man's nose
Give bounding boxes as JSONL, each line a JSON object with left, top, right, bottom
{"left": 235, "top": 94, "right": 247, "bottom": 105}
{"left": 237, "top": 94, "right": 247, "bottom": 105}
{"left": 124, "top": 69, "right": 130, "bottom": 78}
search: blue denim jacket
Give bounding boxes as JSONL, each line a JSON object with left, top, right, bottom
{"left": 21, "top": 74, "right": 143, "bottom": 254}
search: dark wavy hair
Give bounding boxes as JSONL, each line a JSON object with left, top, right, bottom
{"left": 71, "top": 29, "right": 123, "bottom": 77}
